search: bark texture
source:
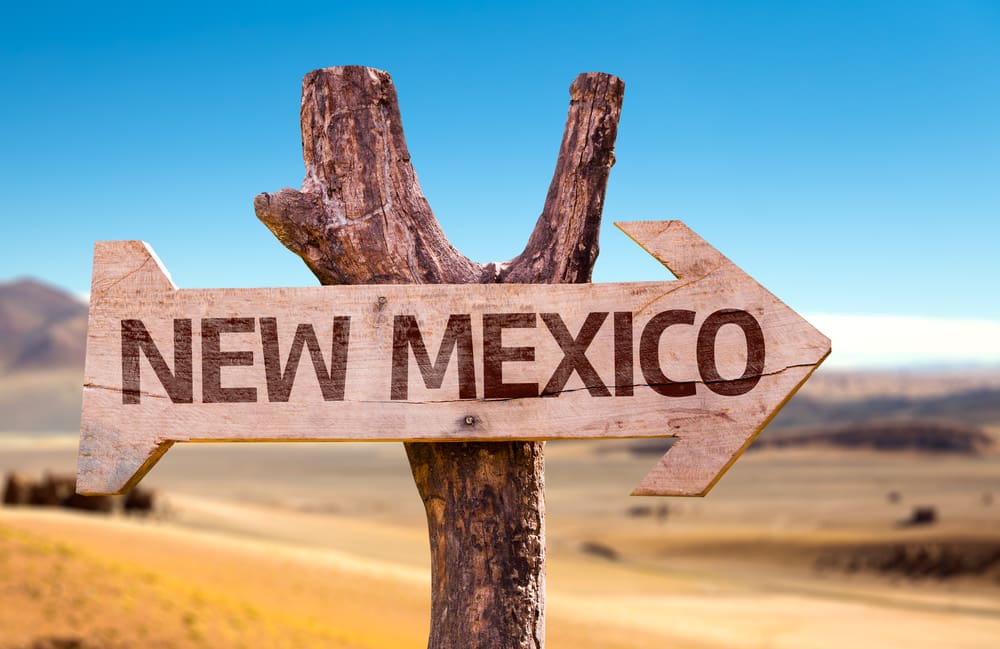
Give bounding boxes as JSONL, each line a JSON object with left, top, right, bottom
{"left": 255, "top": 65, "right": 623, "bottom": 649}
{"left": 406, "top": 441, "right": 546, "bottom": 648}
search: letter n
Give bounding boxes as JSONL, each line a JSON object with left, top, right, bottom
{"left": 121, "top": 319, "right": 193, "bottom": 404}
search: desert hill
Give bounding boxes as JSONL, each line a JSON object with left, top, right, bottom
{"left": 770, "top": 386, "right": 1000, "bottom": 431}
{"left": 0, "top": 279, "right": 87, "bottom": 373}
{"left": 752, "top": 419, "right": 994, "bottom": 454}
{"left": 757, "top": 370, "right": 1000, "bottom": 455}
{"left": 0, "top": 279, "right": 86, "bottom": 431}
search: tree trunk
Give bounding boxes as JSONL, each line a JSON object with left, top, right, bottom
{"left": 255, "top": 65, "right": 623, "bottom": 649}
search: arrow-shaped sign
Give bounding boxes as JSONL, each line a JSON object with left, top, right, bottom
{"left": 77, "top": 221, "right": 830, "bottom": 496}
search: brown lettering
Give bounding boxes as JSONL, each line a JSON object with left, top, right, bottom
{"left": 121, "top": 319, "right": 193, "bottom": 404}
{"left": 391, "top": 314, "right": 476, "bottom": 400}
{"left": 483, "top": 313, "right": 538, "bottom": 399}
{"left": 697, "top": 309, "right": 765, "bottom": 396}
{"left": 261, "top": 317, "right": 350, "bottom": 402}
{"left": 614, "top": 312, "right": 634, "bottom": 397}
{"left": 202, "top": 318, "right": 257, "bottom": 403}
{"left": 639, "top": 310, "right": 696, "bottom": 397}
{"left": 540, "top": 312, "right": 610, "bottom": 397}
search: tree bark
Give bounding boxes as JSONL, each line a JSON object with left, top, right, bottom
{"left": 255, "top": 65, "right": 623, "bottom": 649}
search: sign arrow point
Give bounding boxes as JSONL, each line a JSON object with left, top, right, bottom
{"left": 616, "top": 220, "right": 831, "bottom": 496}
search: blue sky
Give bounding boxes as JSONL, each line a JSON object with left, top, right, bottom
{"left": 2, "top": 2, "right": 998, "bottom": 365}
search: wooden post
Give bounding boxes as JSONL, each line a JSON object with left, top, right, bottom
{"left": 254, "top": 66, "right": 623, "bottom": 649}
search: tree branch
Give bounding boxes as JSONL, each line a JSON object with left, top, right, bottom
{"left": 254, "top": 65, "right": 623, "bottom": 649}
{"left": 255, "top": 66, "right": 483, "bottom": 285}
{"left": 501, "top": 72, "right": 624, "bottom": 284}
{"left": 255, "top": 66, "right": 623, "bottom": 285}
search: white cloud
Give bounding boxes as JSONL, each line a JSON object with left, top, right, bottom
{"left": 805, "top": 313, "right": 1000, "bottom": 369}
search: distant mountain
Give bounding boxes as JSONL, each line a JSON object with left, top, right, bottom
{"left": 752, "top": 419, "right": 994, "bottom": 455}
{"left": 769, "top": 387, "right": 1000, "bottom": 430}
{"left": 0, "top": 278, "right": 87, "bottom": 373}
{"left": 0, "top": 278, "right": 87, "bottom": 432}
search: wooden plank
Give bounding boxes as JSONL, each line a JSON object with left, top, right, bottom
{"left": 78, "top": 220, "right": 830, "bottom": 496}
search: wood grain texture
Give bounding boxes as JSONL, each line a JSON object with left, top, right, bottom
{"left": 78, "top": 222, "right": 829, "bottom": 497}
{"left": 405, "top": 440, "right": 545, "bottom": 649}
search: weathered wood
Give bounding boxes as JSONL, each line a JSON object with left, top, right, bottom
{"left": 254, "top": 67, "right": 623, "bottom": 287}
{"left": 254, "top": 66, "right": 622, "bottom": 649}
{"left": 77, "top": 221, "right": 830, "bottom": 498}
{"left": 406, "top": 440, "right": 545, "bottom": 648}
{"left": 255, "top": 67, "right": 482, "bottom": 285}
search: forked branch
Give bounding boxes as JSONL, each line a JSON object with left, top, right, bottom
{"left": 254, "top": 66, "right": 623, "bottom": 286}
{"left": 254, "top": 65, "right": 623, "bottom": 649}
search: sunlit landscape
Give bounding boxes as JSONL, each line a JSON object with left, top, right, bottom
{"left": 2, "top": 278, "right": 998, "bottom": 648}
{"left": 3, "top": 3, "right": 999, "bottom": 647}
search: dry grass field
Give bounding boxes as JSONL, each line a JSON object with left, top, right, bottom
{"left": 2, "top": 433, "right": 999, "bottom": 649}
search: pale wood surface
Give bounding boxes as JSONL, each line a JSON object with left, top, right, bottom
{"left": 78, "top": 221, "right": 829, "bottom": 496}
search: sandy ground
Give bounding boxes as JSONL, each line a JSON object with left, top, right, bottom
{"left": 2, "top": 438, "right": 999, "bottom": 648}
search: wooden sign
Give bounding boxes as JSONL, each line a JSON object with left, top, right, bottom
{"left": 77, "top": 220, "right": 830, "bottom": 497}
